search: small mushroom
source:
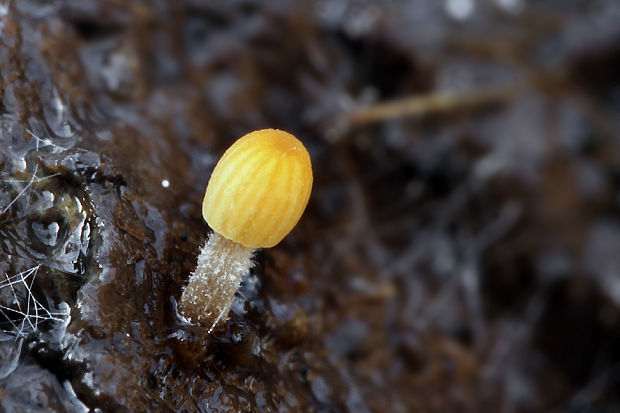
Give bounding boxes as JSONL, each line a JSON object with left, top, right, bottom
{"left": 179, "top": 129, "right": 313, "bottom": 333}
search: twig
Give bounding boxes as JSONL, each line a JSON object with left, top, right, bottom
{"left": 345, "top": 81, "right": 526, "bottom": 127}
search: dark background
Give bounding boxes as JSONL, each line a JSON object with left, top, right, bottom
{"left": 1, "top": 0, "right": 620, "bottom": 411}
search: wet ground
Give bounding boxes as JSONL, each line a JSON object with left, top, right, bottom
{"left": 1, "top": 0, "right": 620, "bottom": 411}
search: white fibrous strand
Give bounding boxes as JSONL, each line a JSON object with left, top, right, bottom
{"left": 180, "top": 232, "right": 253, "bottom": 333}
{"left": 0, "top": 265, "right": 69, "bottom": 338}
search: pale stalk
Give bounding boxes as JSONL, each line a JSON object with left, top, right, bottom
{"left": 180, "top": 232, "right": 253, "bottom": 333}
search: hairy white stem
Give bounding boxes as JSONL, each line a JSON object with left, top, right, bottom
{"left": 180, "top": 232, "right": 254, "bottom": 333}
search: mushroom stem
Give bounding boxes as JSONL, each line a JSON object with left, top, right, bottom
{"left": 180, "top": 231, "right": 253, "bottom": 332}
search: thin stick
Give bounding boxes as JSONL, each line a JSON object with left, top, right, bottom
{"left": 345, "top": 81, "right": 526, "bottom": 126}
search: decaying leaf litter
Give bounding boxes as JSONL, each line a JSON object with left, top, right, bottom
{"left": 1, "top": 1, "right": 620, "bottom": 411}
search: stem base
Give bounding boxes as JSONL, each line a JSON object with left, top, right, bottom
{"left": 180, "top": 232, "right": 253, "bottom": 333}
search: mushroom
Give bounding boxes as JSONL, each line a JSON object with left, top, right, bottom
{"left": 179, "top": 129, "right": 313, "bottom": 333}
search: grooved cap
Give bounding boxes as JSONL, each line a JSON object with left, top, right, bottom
{"left": 202, "top": 129, "right": 313, "bottom": 248}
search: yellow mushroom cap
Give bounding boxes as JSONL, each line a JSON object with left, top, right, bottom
{"left": 202, "top": 129, "right": 313, "bottom": 248}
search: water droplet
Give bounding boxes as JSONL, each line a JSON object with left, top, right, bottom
{"left": 31, "top": 221, "right": 60, "bottom": 246}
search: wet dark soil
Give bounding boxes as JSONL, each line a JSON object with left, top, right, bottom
{"left": 1, "top": 0, "right": 620, "bottom": 411}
